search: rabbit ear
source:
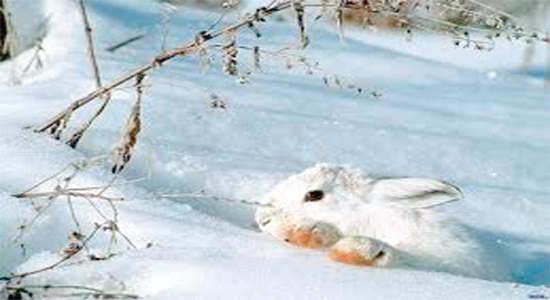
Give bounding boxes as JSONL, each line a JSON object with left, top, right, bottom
{"left": 367, "top": 178, "right": 463, "bottom": 209}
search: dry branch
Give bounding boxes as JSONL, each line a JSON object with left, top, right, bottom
{"left": 292, "top": 0, "right": 308, "bottom": 48}
{"left": 3, "top": 284, "right": 139, "bottom": 299}
{"left": 105, "top": 33, "right": 146, "bottom": 52}
{"left": 13, "top": 190, "right": 126, "bottom": 202}
{"left": 78, "top": 0, "right": 102, "bottom": 88}
{"left": 111, "top": 73, "right": 144, "bottom": 174}
{"left": 33, "top": 0, "right": 294, "bottom": 134}
{"left": 222, "top": 31, "right": 238, "bottom": 75}
{"left": 5, "top": 224, "right": 103, "bottom": 280}
{"left": 33, "top": 0, "right": 548, "bottom": 137}
{"left": 0, "top": 0, "right": 17, "bottom": 60}
{"left": 66, "top": 0, "right": 110, "bottom": 148}
{"left": 253, "top": 45, "right": 261, "bottom": 71}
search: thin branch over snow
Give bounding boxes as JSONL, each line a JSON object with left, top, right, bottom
{"left": 66, "top": 0, "right": 111, "bottom": 149}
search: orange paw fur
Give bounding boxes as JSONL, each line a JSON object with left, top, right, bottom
{"left": 285, "top": 227, "right": 327, "bottom": 248}
{"left": 328, "top": 248, "right": 379, "bottom": 266}
{"left": 283, "top": 222, "right": 342, "bottom": 249}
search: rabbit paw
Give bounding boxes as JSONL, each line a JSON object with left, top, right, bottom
{"left": 256, "top": 207, "right": 342, "bottom": 248}
{"left": 328, "top": 236, "right": 393, "bottom": 267}
{"left": 285, "top": 220, "right": 343, "bottom": 248}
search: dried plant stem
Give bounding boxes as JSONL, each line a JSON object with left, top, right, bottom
{"left": 66, "top": 195, "right": 82, "bottom": 233}
{"left": 66, "top": 0, "right": 110, "bottom": 148}
{"left": 34, "top": 0, "right": 295, "bottom": 134}
{"left": 4, "top": 285, "right": 138, "bottom": 299}
{"left": 66, "top": 96, "right": 110, "bottom": 148}
{"left": 222, "top": 30, "right": 238, "bottom": 75}
{"left": 253, "top": 45, "right": 261, "bottom": 71}
{"left": 13, "top": 190, "right": 126, "bottom": 202}
{"left": 111, "top": 74, "right": 144, "bottom": 174}
{"left": 293, "top": 0, "right": 307, "bottom": 48}
{"left": 5, "top": 224, "right": 103, "bottom": 280}
{"left": 0, "top": 0, "right": 17, "bottom": 59}
{"left": 78, "top": 0, "right": 102, "bottom": 88}
{"left": 33, "top": 0, "right": 549, "bottom": 136}
{"left": 16, "top": 164, "right": 73, "bottom": 196}
{"left": 336, "top": 0, "right": 345, "bottom": 40}
{"left": 105, "top": 33, "right": 145, "bottom": 52}
{"left": 12, "top": 198, "right": 56, "bottom": 244}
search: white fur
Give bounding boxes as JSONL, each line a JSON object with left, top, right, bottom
{"left": 256, "top": 163, "right": 507, "bottom": 280}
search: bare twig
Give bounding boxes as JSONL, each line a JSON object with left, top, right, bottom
{"left": 111, "top": 73, "right": 144, "bottom": 174}
{"left": 78, "top": 0, "right": 102, "bottom": 88}
{"left": 33, "top": 0, "right": 548, "bottom": 136}
{"left": 4, "top": 284, "right": 139, "bottom": 299}
{"left": 66, "top": 95, "right": 111, "bottom": 148}
{"left": 12, "top": 198, "right": 56, "bottom": 244}
{"left": 34, "top": 0, "right": 295, "bottom": 134}
{"left": 0, "top": 0, "right": 17, "bottom": 59}
{"left": 66, "top": 195, "right": 82, "bottom": 233}
{"left": 16, "top": 164, "right": 73, "bottom": 196}
{"left": 293, "top": 0, "right": 308, "bottom": 48}
{"left": 253, "top": 45, "right": 261, "bottom": 72}
{"left": 5, "top": 223, "right": 103, "bottom": 280}
{"left": 66, "top": 0, "right": 110, "bottom": 148}
{"left": 105, "top": 33, "right": 146, "bottom": 53}
{"left": 222, "top": 30, "right": 238, "bottom": 75}
{"left": 13, "top": 190, "right": 126, "bottom": 202}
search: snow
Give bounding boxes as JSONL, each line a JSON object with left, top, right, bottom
{"left": 0, "top": 0, "right": 549, "bottom": 299}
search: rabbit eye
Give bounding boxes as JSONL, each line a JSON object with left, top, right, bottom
{"left": 305, "top": 190, "right": 324, "bottom": 202}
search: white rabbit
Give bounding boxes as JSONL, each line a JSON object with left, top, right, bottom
{"left": 256, "top": 163, "right": 507, "bottom": 280}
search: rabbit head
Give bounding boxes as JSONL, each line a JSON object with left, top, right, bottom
{"left": 256, "top": 163, "right": 463, "bottom": 247}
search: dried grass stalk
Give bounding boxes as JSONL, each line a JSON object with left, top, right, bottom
{"left": 51, "top": 104, "right": 75, "bottom": 139}
{"left": 36, "top": 1, "right": 295, "bottom": 134}
{"left": 111, "top": 74, "right": 144, "bottom": 174}
{"left": 196, "top": 30, "right": 211, "bottom": 72}
{"left": 78, "top": 0, "right": 102, "bottom": 88}
{"left": 66, "top": 95, "right": 111, "bottom": 148}
{"left": 0, "top": 0, "right": 17, "bottom": 60}
{"left": 66, "top": 0, "right": 110, "bottom": 148}
{"left": 36, "top": 0, "right": 548, "bottom": 138}
{"left": 293, "top": 0, "right": 308, "bottom": 48}
{"left": 222, "top": 30, "right": 238, "bottom": 75}
{"left": 336, "top": 0, "right": 345, "bottom": 40}
{"left": 253, "top": 45, "right": 261, "bottom": 72}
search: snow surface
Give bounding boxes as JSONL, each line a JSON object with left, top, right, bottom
{"left": 0, "top": 0, "right": 549, "bottom": 299}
